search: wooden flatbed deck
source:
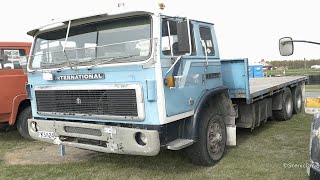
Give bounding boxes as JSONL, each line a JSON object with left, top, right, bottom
{"left": 249, "top": 76, "right": 308, "bottom": 102}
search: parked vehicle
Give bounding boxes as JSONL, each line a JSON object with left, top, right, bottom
{"left": 279, "top": 37, "right": 320, "bottom": 179}
{"left": 25, "top": 4, "right": 307, "bottom": 166}
{"left": 0, "top": 42, "right": 32, "bottom": 138}
{"left": 304, "top": 98, "right": 320, "bottom": 180}
{"left": 311, "top": 65, "right": 320, "bottom": 69}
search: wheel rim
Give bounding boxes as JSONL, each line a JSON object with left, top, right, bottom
{"left": 207, "top": 120, "right": 223, "bottom": 157}
{"left": 286, "top": 96, "right": 293, "bottom": 115}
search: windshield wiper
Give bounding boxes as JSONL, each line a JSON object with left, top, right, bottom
{"left": 40, "top": 61, "right": 69, "bottom": 70}
{"left": 87, "top": 55, "right": 143, "bottom": 70}
{"left": 62, "top": 20, "right": 74, "bottom": 69}
{"left": 39, "top": 55, "right": 143, "bottom": 71}
{"left": 55, "top": 58, "right": 95, "bottom": 72}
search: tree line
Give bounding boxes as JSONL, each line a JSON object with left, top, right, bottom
{"left": 266, "top": 59, "right": 320, "bottom": 69}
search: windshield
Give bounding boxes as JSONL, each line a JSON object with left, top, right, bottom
{"left": 30, "top": 15, "right": 152, "bottom": 70}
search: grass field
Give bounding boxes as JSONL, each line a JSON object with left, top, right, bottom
{"left": 306, "top": 85, "right": 320, "bottom": 92}
{"left": 266, "top": 69, "right": 320, "bottom": 76}
{"left": 0, "top": 112, "right": 313, "bottom": 180}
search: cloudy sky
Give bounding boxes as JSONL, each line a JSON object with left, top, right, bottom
{"left": 1, "top": 0, "right": 320, "bottom": 63}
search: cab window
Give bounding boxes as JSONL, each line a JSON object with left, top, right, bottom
{"left": 199, "top": 26, "right": 215, "bottom": 56}
{"left": 0, "top": 49, "right": 26, "bottom": 69}
{"left": 161, "top": 19, "right": 196, "bottom": 56}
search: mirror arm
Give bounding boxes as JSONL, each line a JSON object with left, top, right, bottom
{"left": 185, "top": 18, "right": 192, "bottom": 56}
{"left": 201, "top": 40, "right": 209, "bottom": 69}
{"left": 165, "top": 56, "right": 182, "bottom": 76}
{"left": 166, "top": 21, "right": 174, "bottom": 56}
{"left": 282, "top": 40, "right": 320, "bottom": 46}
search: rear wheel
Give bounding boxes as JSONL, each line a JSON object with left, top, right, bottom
{"left": 273, "top": 88, "right": 293, "bottom": 121}
{"left": 292, "top": 86, "right": 303, "bottom": 114}
{"left": 16, "top": 106, "right": 32, "bottom": 139}
{"left": 185, "top": 108, "right": 226, "bottom": 166}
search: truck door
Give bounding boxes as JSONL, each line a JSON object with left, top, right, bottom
{"left": 160, "top": 18, "right": 222, "bottom": 118}
{"left": 197, "top": 24, "right": 223, "bottom": 90}
{"left": 0, "top": 47, "right": 28, "bottom": 123}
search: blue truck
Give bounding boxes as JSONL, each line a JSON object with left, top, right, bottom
{"left": 25, "top": 5, "right": 308, "bottom": 166}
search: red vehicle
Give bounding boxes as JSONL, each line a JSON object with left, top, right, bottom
{"left": 0, "top": 42, "right": 32, "bottom": 138}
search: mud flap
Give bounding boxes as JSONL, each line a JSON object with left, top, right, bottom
{"left": 226, "top": 125, "right": 236, "bottom": 146}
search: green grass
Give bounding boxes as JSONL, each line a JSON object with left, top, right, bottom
{"left": 306, "top": 85, "right": 320, "bottom": 92}
{"left": 0, "top": 113, "right": 313, "bottom": 180}
{"left": 266, "top": 69, "right": 320, "bottom": 76}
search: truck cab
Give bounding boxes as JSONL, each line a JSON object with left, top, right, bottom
{"left": 0, "top": 42, "right": 32, "bottom": 138}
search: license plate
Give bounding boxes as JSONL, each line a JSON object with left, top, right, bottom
{"left": 38, "top": 131, "right": 55, "bottom": 139}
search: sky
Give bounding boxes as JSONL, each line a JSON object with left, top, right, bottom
{"left": 1, "top": 0, "right": 320, "bottom": 63}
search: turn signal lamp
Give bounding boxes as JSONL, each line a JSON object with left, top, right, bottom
{"left": 305, "top": 97, "right": 320, "bottom": 114}
{"left": 158, "top": 3, "right": 165, "bottom": 10}
{"left": 167, "top": 76, "right": 175, "bottom": 88}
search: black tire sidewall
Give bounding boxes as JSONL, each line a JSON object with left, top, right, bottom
{"left": 272, "top": 88, "right": 295, "bottom": 121}
{"left": 204, "top": 114, "right": 226, "bottom": 161}
{"left": 192, "top": 109, "right": 227, "bottom": 165}
{"left": 16, "top": 106, "right": 32, "bottom": 139}
{"left": 292, "top": 86, "right": 302, "bottom": 114}
{"left": 283, "top": 88, "right": 293, "bottom": 120}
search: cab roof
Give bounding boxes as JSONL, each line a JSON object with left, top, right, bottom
{"left": 0, "top": 42, "right": 32, "bottom": 47}
{"left": 27, "top": 4, "right": 215, "bottom": 37}
{"left": 27, "top": 7, "right": 157, "bottom": 37}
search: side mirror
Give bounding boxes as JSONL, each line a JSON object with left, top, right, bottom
{"left": 279, "top": 37, "right": 294, "bottom": 56}
{"left": 176, "top": 21, "right": 191, "bottom": 55}
{"left": 305, "top": 97, "right": 320, "bottom": 114}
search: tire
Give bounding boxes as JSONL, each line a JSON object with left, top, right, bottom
{"left": 16, "top": 106, "right": 32, "bottom": 139}
{"left": 273, "top": 88, "right": 293, "bottom": 121}
{"left": 292, "top": 86, "right": 303, "bottom": 114}
{"left": 184, "top": 108, "right": 226, "bottom": 166}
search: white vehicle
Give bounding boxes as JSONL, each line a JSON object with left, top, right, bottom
{"left": 311, "top": 65, "right": 320, "bottom": 69}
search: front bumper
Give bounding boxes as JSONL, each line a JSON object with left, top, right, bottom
{"left": 28, "top": 119, "right": 160, "bottom": 156}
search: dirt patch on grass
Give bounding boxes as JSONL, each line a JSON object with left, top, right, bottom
{"left": 3, "top": 143, "right": 98, "bottom": 165}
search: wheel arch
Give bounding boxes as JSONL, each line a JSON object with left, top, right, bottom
{"left": 183, "top": 87, "right": 235, "bottom": 140}
{"left": 9, "top": 95, "right": 30, "bottom": 125}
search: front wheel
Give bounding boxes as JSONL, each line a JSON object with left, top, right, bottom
{"left": 185, "top": 108, "right": 226, "bottom": 166}
{"left": 16, "top": 106, "right": 32, "bottom": 139}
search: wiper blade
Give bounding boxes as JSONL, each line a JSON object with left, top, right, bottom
{"left": 67, "top": 57, "right": 96, "bottom": 66}
{"left": 62, "top": 20, "right": 73, "bottom": 69}
{"left": 87, "top": 57, "right": 117, "bottom": 70}
{"left": 40, "top": 61, "right": 68, "bottom": 68}
{"left": 87, "top": 55, "right": 143, "bottom": 69}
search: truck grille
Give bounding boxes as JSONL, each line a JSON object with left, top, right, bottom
{"left": 35, "top": 89, "right": 138, "bottom": 117}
